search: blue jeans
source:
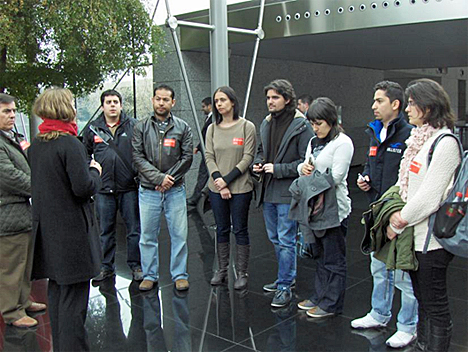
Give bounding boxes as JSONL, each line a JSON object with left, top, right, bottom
{"left": 310, "top": 218, "right": 348, "bottom": 314}
{"left": 95, "top": 191, "right": 141, "bottom": 271}
{"left": 370, "top": 253, "right": 418, "bottom": 334}
{"left": 209, "top": 191, "right": 252, "bottom": 245}
{"left": 263, "top": 202, "right": 297, "bottom": 289}
{"left": 139, "top": 185, "right": 189, "bottom": 282}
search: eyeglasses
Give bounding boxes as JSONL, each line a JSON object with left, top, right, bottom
{"left": 407, "top": 100, "right": 416, "bottom": 107}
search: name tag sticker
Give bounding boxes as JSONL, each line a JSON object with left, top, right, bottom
{"left": 410, "top": 161, "right": 422, "bottom": 174}
{"left": 163, "top": 138, "right": 176, "bottom": 147}
{"left": 94, "top": 135, "right": 103, "bottom": 143}
{"left": 20, "top": 140, "right": 30, "bottom": 150}
{"left": 369, "top": 146, "right": 378, "bottom": 157}
{"left": 233, "top": 138, "right": 244, "bottom": 146}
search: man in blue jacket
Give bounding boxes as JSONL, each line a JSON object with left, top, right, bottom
{"left": 253, "top": 79, "right": 313, "bottom": 308}
{"left": 351, "top": 81, "right": 417, "bottom": 349}
{"left": 83, "top": 90, "right": 142, "bottom": 283}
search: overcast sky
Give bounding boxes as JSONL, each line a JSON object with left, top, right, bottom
{"left": 153, "top": 0, "right": 252, "bottom": 24}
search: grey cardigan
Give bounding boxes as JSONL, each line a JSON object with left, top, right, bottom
{"left": 288, "top": 169, "right": 340, "bottom": 242}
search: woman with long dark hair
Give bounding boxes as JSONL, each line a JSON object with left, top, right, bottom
{"left": 296, "top": 97, "right": 354, "bottom": 317}
{"left": 388, "top": 79, "right": 461, "bottom": 351}
{"left": 205, "top": 86, "right": 256, "bottom": 290}
{"left": 29, "top": 88, "right": 102, "bottom": 351}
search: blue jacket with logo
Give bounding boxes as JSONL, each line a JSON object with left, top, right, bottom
{"left": 362, "top": 113, "right": 413, "bottom": 203}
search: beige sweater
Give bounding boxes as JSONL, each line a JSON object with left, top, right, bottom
{"left": 205, "top": 118, "right": 256, "bottom": 194}
{"left": 399, "top": 128, "right": 461, "bottom": 251}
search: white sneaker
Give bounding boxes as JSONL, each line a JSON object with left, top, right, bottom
{"left": 385, "top": 331, "right": 417, "bottom": 348}
{"left": 351, "top": 313, "right": 387, "bottom": 329}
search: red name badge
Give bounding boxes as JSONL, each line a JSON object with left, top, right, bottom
{"left": 20, "top": 140, "right": 30, "bottom": 150}
{"left": 163, "top": 138, "right": 176, "bottom": 147}
{"left": 409, "top": 161, "right": 422, "bottom": 174}
{"left": 94, "top": 135, "right": 103, "bottom": 143}
{"left": 233, "top": 138, "right": 244, "bottom": 146}
{"left": 369, "top": 146, "right": 378, "bottom": 157}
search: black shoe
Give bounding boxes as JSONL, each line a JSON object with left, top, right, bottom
{"left": 92, "top": 269, "right": 115, "bottom": 283}
{"left": 271, "top": 288, "right": 292, "bottom": 308}
{"left": 263, "top": 280, "right": 296, "bottom": 292}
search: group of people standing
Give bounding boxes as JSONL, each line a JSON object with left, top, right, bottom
{"left": 0, "top": 76, "right": 461, "bottom": 352}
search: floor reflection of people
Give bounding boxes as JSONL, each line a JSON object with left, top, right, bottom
{"left": 266, "top": 304, "right": 297, "bottom": 351}
{"left": 127, "top": 280, "right": 147, "bottom": 352}
{"left": 97, "top": 277, "right": 127, "bottom": 351}
{"left": 2, "top": 325, "right": 41, "bottom": 352}
{"left": 172, "top": 287, "right": 192, "bottom": 352}
{"left": 188, "top": 208, "right": 215, "bottom": 284}
{"left": 142, "top": 288, "right": 167, "bottom": 352}
{"left": 213, "top": 286, "right": 251, "bottom": 345}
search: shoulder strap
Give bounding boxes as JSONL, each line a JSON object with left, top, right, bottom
{"left": 89, "top": 125, "right": 134, "bottom": 174}
{"left": 428, "top": 133, "right": 463, "bottom": 166}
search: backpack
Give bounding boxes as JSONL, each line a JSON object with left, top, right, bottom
{"left": 424, "top": 133, "right": 468, "bottom": 257}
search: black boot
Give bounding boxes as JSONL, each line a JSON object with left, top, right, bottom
{"left": 414, "top": 313, "right": 429, "bottom": 351}
{"left": 211, "top": 242, "right": 230, "bottom": 285}
{"left": 427, "top": 323, "right": 452, "bottom": 352}
{"left": 234, "top": 244, "right": 250, "bottom": 290}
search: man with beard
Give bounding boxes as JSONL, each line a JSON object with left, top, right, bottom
{"left": 253, "top": 79, "right": 313, "bottom": 307}
{"left": 132, "top": 85, "right": 193, "bottom": 292}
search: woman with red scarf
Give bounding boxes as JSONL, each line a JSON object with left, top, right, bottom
{"left": 28, "top": 88, "right": 102, "bottom": 352}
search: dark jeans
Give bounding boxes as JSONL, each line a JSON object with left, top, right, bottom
{"left": 48, "top": 280, "right": 90, "bottom": 352}
{"left": 310, "top": 218, "right": 348, "bottom": 314}
{"left": 95, "top": 191, "right": 141, "bottom": 271}
{"left": 409, "top": 249, "right": 454, "bottom": 329}
{"left": 209, "top": 191, "right": 252, "bottom": 245}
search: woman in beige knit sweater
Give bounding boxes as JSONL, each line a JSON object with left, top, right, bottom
{"left": 388, "top": 79, "right": 461, "bottom": 352}
{"left": 205, "top": 86, "right": 256, "bottom": 290}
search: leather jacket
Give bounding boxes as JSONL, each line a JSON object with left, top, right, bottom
{"left": 132, "top": 113, "right": 193, "bottom": 189}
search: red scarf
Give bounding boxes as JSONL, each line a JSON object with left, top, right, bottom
{"left": 38, "top": 119, "right": 78, "bottom": 136}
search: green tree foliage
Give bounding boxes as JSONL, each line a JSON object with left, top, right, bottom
{"left": 0, "top": 0, "right": 165, "bottom": 109}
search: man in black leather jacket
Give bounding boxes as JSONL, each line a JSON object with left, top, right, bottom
{"left": 132, "top": 84, "right": 193, "bottom": 292}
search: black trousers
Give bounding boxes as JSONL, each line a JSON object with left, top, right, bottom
{"left": 310, "top": 218, "right": 348, "bottom": 314}
{"left": 48, "top": 279, "right": 91, "bottom": 352}
{"left": 409, "top": 249, "right": 454, "bottom": 329}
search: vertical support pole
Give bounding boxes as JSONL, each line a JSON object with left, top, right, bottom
{"left": 133, "top": 68, "right": 137, "bottom": 119}
{"left": 210, "top": 0, "right": 229, "bottom": 93}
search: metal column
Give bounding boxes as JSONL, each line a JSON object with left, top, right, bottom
{"left": 210, "top": 0, "right": 229, "bottom": 93}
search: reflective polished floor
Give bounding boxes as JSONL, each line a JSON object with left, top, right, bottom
{"left": 1, "top": 167, "right": 467, "bottom": 352}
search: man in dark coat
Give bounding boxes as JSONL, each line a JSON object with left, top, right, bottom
{"left": 253, "top": 79, "right": 313, "bottom": 308}
{"left": 187, "top": 96, "right": 212, "bottom": 206}
{"left": 351, "top": 81, "right": 417, "bottom": 349}
{"left": 82, "top": 89, "right": 142, "bottom": 283}
{"left": 0, "top": 93, "right": 46, "bottom": 328}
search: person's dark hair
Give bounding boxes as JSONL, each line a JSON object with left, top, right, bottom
{"left": 0, "top": 93, "right": 16, "bottom": 105}
{"left": 154, "top": 84, "right": 175, "bottom": 100}
{"left": 298, "top": 94, "right": 313, "bottom": 105}
{"left": 308, "top": 97, "right": 344, "bottom": 141}
{"left": 100, "top": 89, "right": 122, "bottom": 106}
{"left": 212, "top": 86, "right": 240, "bottom": 124}
{"left": 264, "top": 79, "right": 297, "bottom": 113}
{"left": 405, "top": 78, "right": 455, "bottom": 129}
{"left": 373, "top": 80, "right": 405, "bottom": 113}
{"left": 202, "top": 97, "right": 212, "bottom": 106}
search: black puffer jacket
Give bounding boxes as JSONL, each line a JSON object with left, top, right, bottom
{"left": 0, "top": 132, "right": 31, "bottom": 236}
{"left": 82, "top": 112, "right": 138, "bottom": 193}
{"left": 132, "top": 114, "right": 193, "bottom": 189}
{"left": 363, "top": 114, "right": 413, "bottom": 202}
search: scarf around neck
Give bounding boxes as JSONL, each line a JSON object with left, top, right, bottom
{"left": 398, "top": 124, "right": 439, "bottom": 201}
{"left": 38, "top": 118, "right": 78, "bottom": 136}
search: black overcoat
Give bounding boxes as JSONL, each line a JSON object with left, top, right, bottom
{"left": 29, "top": 134, "right": 102, "bottom": 285}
